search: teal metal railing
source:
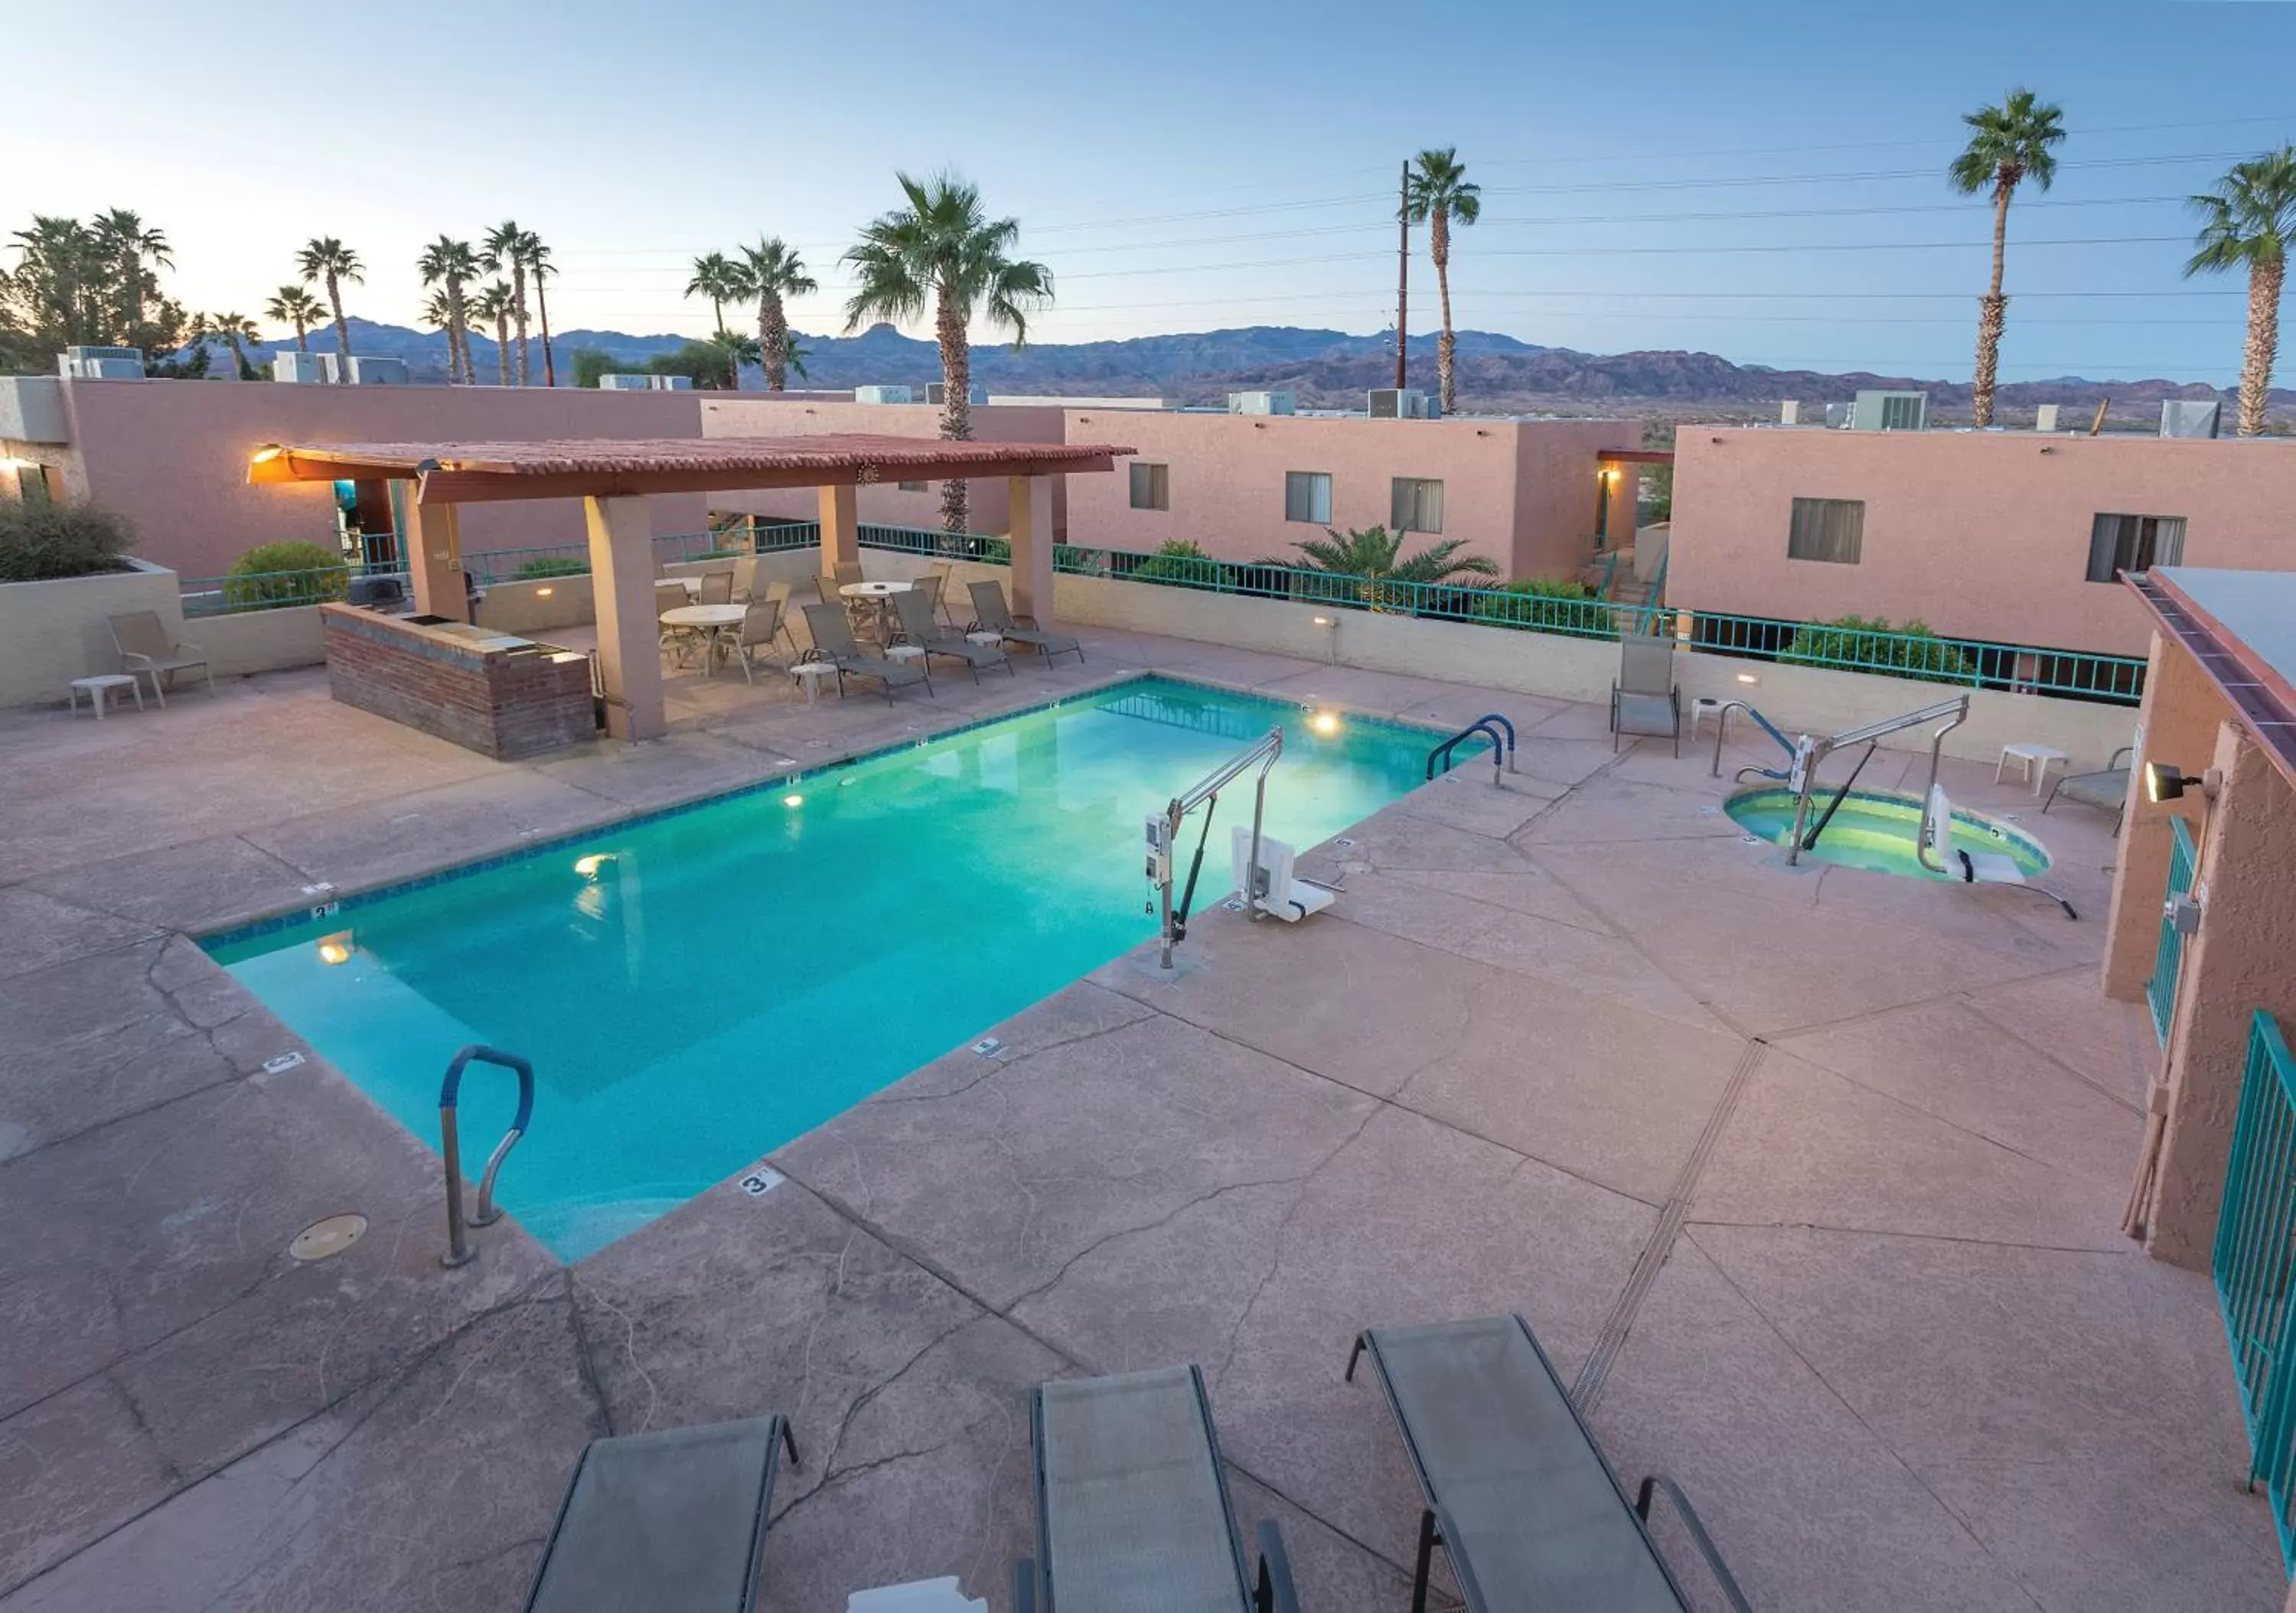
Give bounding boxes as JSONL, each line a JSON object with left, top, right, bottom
{"left": 1688, "top": 608, "right": 2145, "bottom": 705}
{"left": 856, "top": 521, "right": 1008, "bottom": 561}
{"left": 458, "top": 531, "right": 734, "bottom": 588}
{"left": 2148, "top": 816, "right": 2199, "bottom": 1044}
{"left": 178, "top": 565, "right": 362, "bottom": 616}
{"left": 1632, "top": 547, "right": 1670, "bottom": 637}
{"left": 2215, "top": 1009, "right": 2296, "bottom": 1568}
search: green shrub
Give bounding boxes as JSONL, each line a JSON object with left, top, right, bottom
{"left": 222, "top": 539, "right": 348, "bottom": 611}
{"left": 1783, "top": 614, "right": 1972, "bottom": 683}
{"left": 1132, "top": 539, "right": 1228, "bottom": 590}
{"left": 0, "top": 499, "right": 135, "bottom": 582}
{"left": 1467, "top": 576, "right": 1614, "bottom": 638}
{"left": 514, "top": 556, "right": 589, "bottom": 580}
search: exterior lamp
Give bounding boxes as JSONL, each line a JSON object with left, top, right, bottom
{"left": 2144, "top": 763, "right": 2219, "bottom": 804}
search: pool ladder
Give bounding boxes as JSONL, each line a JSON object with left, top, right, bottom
{"left": 1426, "top": 713, "right": 1516, "bottom": 783}
{"left": 439, "top": 1044, "right": 534, "bottom": 1268}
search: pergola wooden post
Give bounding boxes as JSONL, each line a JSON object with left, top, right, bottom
{"left": 249, "top": 433, "right": 1130, "bottom": 745}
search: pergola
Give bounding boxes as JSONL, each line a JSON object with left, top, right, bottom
{"left": 249, "top": 432, "right": 1130, "bottom": 741}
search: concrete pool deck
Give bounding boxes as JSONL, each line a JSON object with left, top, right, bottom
{"left": 0, "top": 628, "right": 2278, "bottom": 1611}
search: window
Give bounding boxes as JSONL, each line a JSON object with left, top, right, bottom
{"left": 2086, "top": 513, "right": 2186, "bottom": 583}
{"left": 1284, "top": 471, "right": 1332, "bottom": 524}
{"left": 897, "top": 480, "right": 928, "bottom": 493}
{"left": 1130, "top": 461, "right": 1169, "bottom": 511}
{"left": 1390, "top": 477, "right": 1444, "bottom": 534}
{"left": 11, "top": 463, "right": 50, "bottom": 503}
{"left": 1787, "top": 497, "right": 1864, "bottom": 564}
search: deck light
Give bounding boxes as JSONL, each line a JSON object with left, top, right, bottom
{"left": 315, "top": 931, "right": 354, "bottom": 966}
{"left": 2144, "top": 763, "right": 2219, "bottom": 804}
{"left": 1311, "top": 615, "right": 1333, "bottom": 627}
{"left": 574, "top": 852, "right": 614, "bottom": 878}
{"left": 783, "top": 793, "right": 804, "bottom": 808}
{"left": 535, "top": 585, "right": 554, "bottom": 598}
{"left": 1735, "top": 673, "right": 1760, "bottom": 686}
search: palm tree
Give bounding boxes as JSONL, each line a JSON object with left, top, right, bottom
{"left": 1404, "top": 149, "right": 1480, "bottom": 415}
{"left": 843, "top": 172, "right": 1054, "bottom": 535}
{"left": 471, "top": 283, "right": 516, "bottom": 386}
{"left": 417, "top": 236, "right": 481, "bottom": 384}
{"left": 684, "top": 251, "right": 743, "bottom": 339}
{"left": 90, "top": 209, "right": 170, "bottom": 332}
{"left": 295, "top": 237, "right": 364, "bottom": 372}
{"left": 8, "top": 217, "right": 103, "bottom": 344}
{"left": 201, "top": 311, "right": 260, "bottom": 376}
{"left": 263, "top": 285, "right": 326, "bottom": 353}
{"left": 711, "top": 329, "right": 762, "bottom": 389}
{"left": 1948, "top": 89, "right": 2066, "bottom": 428}
{"left": 2185, "top": 145, "right": 2296, "bottom": 438}
{"left": 481, "top": 222, "right": 533, "bottom": 384}
{"left": 519, "top": 232, "right": 557, "bottom": 386}
{"left": 735, "top": 236, "right": 818, "bottom": 392}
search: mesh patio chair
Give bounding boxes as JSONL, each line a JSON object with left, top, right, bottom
{"left": 1346, "top": 1315, "right": 1748, "bottom": 1613}
{"left": 967, "top": 579, "right": 1083, "bottom": 666}
{"left": 729, "top": 556, "right": 761, "bottom": 602}
{"left": 1013, "top": 1365, "right": 1297, "bottom": 1613}
{"left": 107, "top": 611, "right": 213, "bottom": 704}
{"left": 697, "top": 569, "right": 735, "bottom": 606}
{"left": 2043, "top": 744, "right": 2135, "bottom": 833}
{"left": 922, "top": 562, "right": 958, "bottom": 627}
{"left": 1609, "top": 633, "right": 1680, "bottom": 755}
{"left": 656, "top": 581, "right": 701, "bottom": 666}
{"left": 522, "top": 1416, "right": 798, "bottom": 1613}
{"left": 722, "top": 599, "right": 787, "bottom": 686}
{"left": 799, "top": 601, "right": 932, "bottom": 703}
{"left": 891, "top": 586, "right": 1012, "bottom": 683}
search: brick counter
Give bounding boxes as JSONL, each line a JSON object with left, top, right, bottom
{"left": 321, "top": 604, "right": 598, "bottom": 760}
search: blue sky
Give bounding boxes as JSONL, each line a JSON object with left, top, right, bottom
{"left": 8, "top": 0, "right": 2294, "bottom": 383}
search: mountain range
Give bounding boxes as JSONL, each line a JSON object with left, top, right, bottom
{"left": 227, "top": 318, "right": 2282, "bottom": 419}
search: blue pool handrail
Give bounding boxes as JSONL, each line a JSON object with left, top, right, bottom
{"left": 439, "top": 1044, "right": 535, "bottom": 1268}
{"left": 1427, "top": 713, "right": 1516, "bottom": 781}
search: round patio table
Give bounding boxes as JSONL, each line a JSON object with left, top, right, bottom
{"left": 839, "top": 578, "right": 912, "bottom": 643}
{"left": 660, "top": 603, "right": 748, "bottom": 676}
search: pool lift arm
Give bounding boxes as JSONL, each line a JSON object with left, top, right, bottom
{"left": 1785, "top": 696, "right": 1969, "bottom": 867}
{"left": 1149, "top": 726, "right": 1284, "bottom": 969}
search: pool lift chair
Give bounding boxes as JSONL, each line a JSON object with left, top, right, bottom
{"left": 1919, "top": 783, "right": 2078, "bottom": 920}
{"left": 1721, "top": 692, "right": 1982, "bottom": 868}
{"left": 1147, "top": 725, "right": 1335, "bottom": 969}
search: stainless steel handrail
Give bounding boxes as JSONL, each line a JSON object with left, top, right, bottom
{"left": 1153, "top": 727, "right": 1284, "bottom": 968}
{"left": 439, "top": 1045, "right": 535, "bottom": 1269}
{"left": 1784, "top": 696, "right": 1969, "bottom": 866}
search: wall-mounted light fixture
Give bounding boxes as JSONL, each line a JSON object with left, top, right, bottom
{"left": 2144, "top": 762, "right": 2219, "bottom": 804}
{"left": 535, "top": 585, "right": 554, "bottom": 598}
{"left": 1735, "top": 672, "right": 1760, "bottom": 686}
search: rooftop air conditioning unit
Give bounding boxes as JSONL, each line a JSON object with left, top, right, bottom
{"left": 2160, "top": 399, "right": 2221, "bottom": 439}
{"left": 651, "top": 374, "right": 693, "bottom": 391}
{"left": 345, "top": 356, "right": 409, "bottom": 386}
{"left": 272, "top": 353, "right": 328, "bottom": 384}
{"left": 2033, "top": 403, "right": 2061, "bottom": 433}
{"left": 1779, "top": 400, "right": 1802, "bottom": 425}
{"left": 1368, "top": 388, "right": 1430, "bottom": 419}
{"left": 598, "top": 373, "right": 653, "bottom": 390}
{"left": 1227, "top": 390, "right": 1296, "bottom": 416}
{"left": 59, "top": 346, "right": 145, "bottom": 380}
{"left": 925, "top": 382, "right": 986, "bottom": 406}
{"left": 854, "top": 384, "right": 913, "bottom": 405}
{"left": 1823, "top": 401, "right": 1853, "bottom": 429}
{"left": 1848, "top": 389, "right": 1927, "bottom": 431}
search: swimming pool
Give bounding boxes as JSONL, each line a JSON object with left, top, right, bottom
{"left": 1725, "top": 785, "right": 2052, "bottom": 880}
{"left": 207, "top": 677, "right": 1446, "bottom": 1259}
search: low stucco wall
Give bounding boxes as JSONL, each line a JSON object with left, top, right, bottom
{"left": 195, "top": 607, "right": 328, "bottom": 677}
{"left": 0, "top": 560, "right": 182, "bottom": 707}
{"left": 478, "top": 576, "right": 597, "bottom": 636}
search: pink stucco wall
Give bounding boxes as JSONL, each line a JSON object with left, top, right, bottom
{"left": 698, "top": 398, "right": 1072, "bottom": 536}
{"left": 53, "top": 379, "right": 710, "bottom": 578}
{"left": 1671, "top": 427, "right": 2296, "bottom": 655}
{"left": 1056, "top": 411, "right": 1633, "bottom": 579}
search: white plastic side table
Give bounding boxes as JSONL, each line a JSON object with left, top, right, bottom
{"left": 885, "top": 644, "right": 927, "bottom": 663}
{"left": 1690, "top": 696, "right": 1729, "bottom": 740}
{"left": 964, "top": 631, "right": 1003, "bottom": 647}
{"left": 1996, "top": 742, "right": 2068, "bottom": 797}
{"left": 70, "top": 673, "right": 143, "bottom": 719}
{"left": 791, "top": 660, "right": 839, "bottom": 704}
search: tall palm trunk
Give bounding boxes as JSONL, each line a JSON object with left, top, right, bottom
{"left": 447, "top": 282, "right": 470, "bottom": 384}
{"left": 510, "top": 264, "right": 530, "bottom": 386}
{"left": 759, "top": 293, "right": 790, "bottom": 391}
{"left": 327, "top": 275, "right": 349, "bottom": 375}
{"left": 1432, "top": 210, "right": 1457, "bottom": 414}
{"left": 294, "top": 319, "right": 308, "bottom": 354}
{"left": 2239, "top": 258, "right": 2284, "bottom": 437}
{"left": 493, "top": 312, "right": 512, "bottom": 386}
{"left": 536, "top": 276, "right": 555, "bottom": 386}
{"left": 935, "top": 281, "right": 973, "bottom": 538}
{"left": 1971, "top": 180, "right": 2013, "bottom": 427}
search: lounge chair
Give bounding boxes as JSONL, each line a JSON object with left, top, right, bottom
{"left": 1609, "top": 633, "right": 1679, "bottom": 755}
{"left": 523, "top": 1414, "right": 798, "bottom": 1613}
{"left": 1921, "top": 785, "right": 2076, "bottom": 919}
{"left": 1013, "top": 1364, "right": 1297, "bottom": 1613}
{"left": 2044, "top": 743, "right": 2135, "bottom": 831}
{"left": 891, "top": 587, "right": 1012, "bottom": 682}
{"left": 800, "top": 601, "right": 933, "bottom": 702}
{"left": 108, "top": 611, "right": 213, "bottom": 704}
{"left": 1346, "top": 1314, "right": 1750, "bottom": 1613}
{"left": 967, "top": 580, "right": 1083, "bottom": 667}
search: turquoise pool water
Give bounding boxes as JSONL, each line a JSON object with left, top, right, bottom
{"left": 207, "top": 678, "right": 1445, "bottom": 1259}
{"left": 1725, "top": 785, "right": 2052, "bottom": 879}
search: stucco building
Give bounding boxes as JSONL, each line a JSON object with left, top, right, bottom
{"left": 1671, "top": 426, "right": 2296, "bottom": 657}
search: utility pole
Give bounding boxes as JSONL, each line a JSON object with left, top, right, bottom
{"left": 1395, "top": 159, "right": 1410, "bottom": 390}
